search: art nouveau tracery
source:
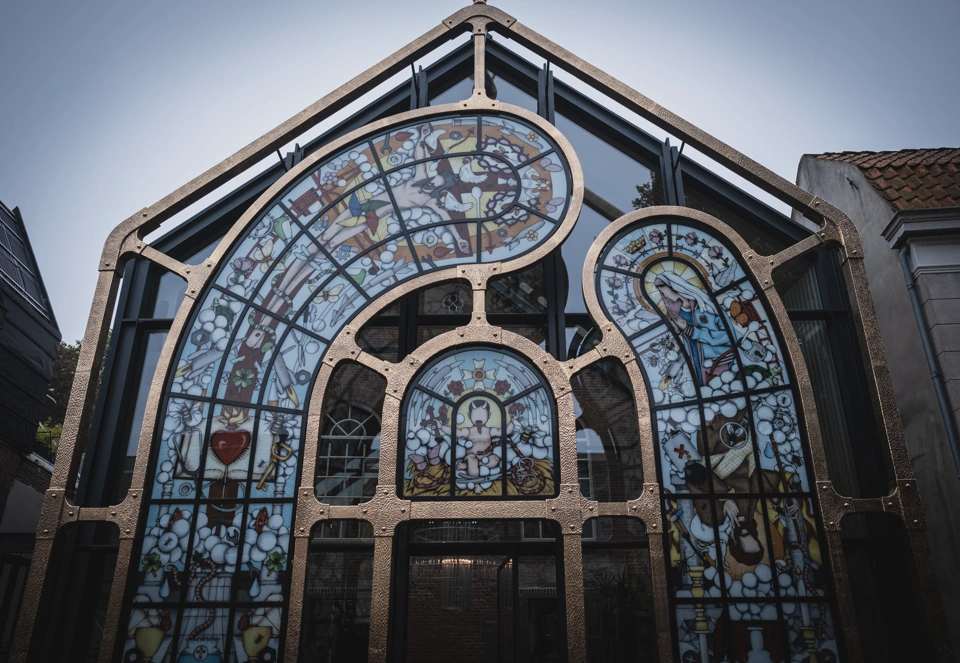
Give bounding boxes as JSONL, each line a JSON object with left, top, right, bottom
{"left": 123, "top": 111, "right": 573, "bottom": 662}
{"left": 593, "top": 218, "right": 840, "bottom": 663}
{"left": 12, "top": 4, "right": 949, "bottom": 663}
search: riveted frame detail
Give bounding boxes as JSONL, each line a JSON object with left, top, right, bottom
{"left": 12, "top": 2, "right": 951, "bottom": 662}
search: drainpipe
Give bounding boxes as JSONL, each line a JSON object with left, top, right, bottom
{"left": 899, "top": 246, "right": 960, "bottom": 483}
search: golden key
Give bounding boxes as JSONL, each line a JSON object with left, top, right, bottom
{"left": 256, "top": 441, "right": 294, "bottom": 490}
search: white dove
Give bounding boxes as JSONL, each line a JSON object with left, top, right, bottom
{"left": 422, "top": 126, "right": 447, "bottom": 151}
{"left": 439, "top": 191, "right": 474, "bottom": 213}
{"left": 458, "top": 157, "right": 488, "bottom": 184}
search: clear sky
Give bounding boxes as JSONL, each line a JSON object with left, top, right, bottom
{"left": 1, "top": 0, "right": 958, "bottom": 341}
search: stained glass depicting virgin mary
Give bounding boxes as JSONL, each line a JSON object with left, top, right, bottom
{"left": 644, "top": 262, "right": 736, "bottom": 386}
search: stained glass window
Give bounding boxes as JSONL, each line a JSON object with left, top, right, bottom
{"left": 401, "top": 347, "right": 557, "bottom": 498}
{"left": 593, "top": 219, "right": 841, "bottom": 662}
{"left": 122, "top": 111, "right": 574, "bottom": 661}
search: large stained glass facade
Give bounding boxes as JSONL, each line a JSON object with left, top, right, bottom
{"left": 122, "top": 111, "right": 572, "bottom": 663}
{"left": 400, "top": 347, "right": 557, "bottom": 498}
{"left": 593, "top": 218, "right": 841, "bottom": 663}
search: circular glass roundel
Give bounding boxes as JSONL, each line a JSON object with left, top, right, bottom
{"left": 400, "top": 346, "right": 558, "bottom": 499}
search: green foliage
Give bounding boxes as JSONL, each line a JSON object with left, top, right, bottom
{"left": 632, "top": 182, "right": 658, "bottom": 210}
{"left": 36, "top": 331, "right": 111, "bottom": 443}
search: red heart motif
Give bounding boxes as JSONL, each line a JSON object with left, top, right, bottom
{"left": 210, "top": 430, "right": 250, "bottom": 466}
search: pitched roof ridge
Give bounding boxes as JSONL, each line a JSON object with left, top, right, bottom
{"left": 809, "top": 147, "right": 960, "bottom": 164}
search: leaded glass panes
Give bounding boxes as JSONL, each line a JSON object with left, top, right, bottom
{"left": 401, "top": 347, "right": 557, "bottom": 499}
{"left": 593, "top": 217, "right": 840, "bottom": 660}
{"left": 124, "top": 108, "right": 575, "bottom": 658}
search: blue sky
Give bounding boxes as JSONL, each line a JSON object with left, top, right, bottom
{"left": 1, "top": 0, "right": 958, "bottom": 341}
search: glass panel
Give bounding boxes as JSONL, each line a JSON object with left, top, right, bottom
{"left": 670, "top": 224, "right": 746, "bottom": 291}
{"left": 774, "top": 255, "right": 823, "bottom": 310}
{"left": 356, "top": 318, "right": 399, "bottom": 362}
{"left": 154, "top": 272, "right": 188, "bottom": 319}
{"left": 412, "top": 221, "right": 477, "bottom": 270}
{"left": 673, "top": 603, "right": 726, "bottom": 662}
{"left": 117, "top": 331, "right": 167, "bottom": 500}
{"left": 489, "top": 75, "right": 537, "bottom": 111}
{"left": 406, "top": 519, "right": 559, "bottom": 543}
{"left": 171, "top": 289, "right": 245, "bottom": 395}
{"left": 253, "top": 232, "right": 337, "bottom": 320}
{"left": 316, "top": 363, "right": 385, "bottom": 505}
{"left": 405, "top": 554, "right": 511, "bottom": 662}
{"left": 516, "top": 555, "right": 561, "bottom": 661}
{"left": 593, "top": 219, "right": 841, "bottom": 659}
{"left": 682, "top": 179, "right": 789, "bottom": 255}
{"left": 750, "top": 390, "right": 808, "bottom": 492}
{"left": 582, "top": 518, "right": 656, "bottom": 662}
{"left": 234, "top": 606, "right": 283, "bottom": 662}
{"left": 642, "top": 260, "right": 739, "bottom": 391}
{"left": 656, "top": 405, "right": 704, "bottom": 495}
{"left": 403, "top": 389, "right": 453, "bottom": 498}
{"left": 250, "top": 410, "right": 303, "bottom": 500}
{"left": 152, "top": 399, "right": 209, "bottom": 499}
{"left": 631, "top": 325, "right": 696, "bottom": 406}
{"left": 202, "top": 404, "right": 257, "bottom": 498}
{"left": 487, "top": 262, "right": 547, "bottom": 314}
{"left": 176, "top": 607, "right": 230, "bottom": 661}
{"left": 301, "top": 521, "right": 375, "bottom": 662}
{"left": 128, "top": 110, "right": 576, "bottom": 645}
{"left": 262, "top": 329, "right": 326, "bottom": 410}
{"left": 402, "top": 347, "right": 556, "bottom": 499}
{"left": 793, "top": 319, "right": 859, "bottom": 496}
{"left": 418, "top": 281, "right": 473, "bottom": 315}
{"left": 124, "top": 607, "right": 177, "bottom": 663}
{"left": 563, "top": 205, "right": 610, "bottom": 314}
{"left": 215, "top": 205, "right": 297, "bottom": 297}
{"left": 429, "top": 77, "right": 474, "bottom": 106}
{"left": 135, "top": 504, "right": 194, "bottom": 601}
{"left": 554, "top": 113, "right": 663, "bottom": 214}
{"left": 573, "top": 359, "right": 644, "bottom": 501}
{"left": 154, "top": 237, "right": 220, "bottom": 318}
{"left": 29, "top": 523, "right": 118, "bottom": 662}
{"left": 841, "top": 513, "right": 936, "bottom": 663}
{"left": 214, "top": 310, "right": 288, "bottom": 405}
{"left": 720, "top": 283, "right": 789, "bottom": 390}
{"left": 430, "top": 74, "right": 537, "bottom": 113}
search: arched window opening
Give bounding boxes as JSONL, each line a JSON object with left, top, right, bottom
{"left": 400, "top": 347, "right": 558, "bottom": 499}
{"left": 594, "top": 217, "right": 842, "bottom": 662}
{"left": 572, "top": 358, "right": 645, "bottom": 502}
{"left": 315, "top": 363, "right": 385, "bottom": 505}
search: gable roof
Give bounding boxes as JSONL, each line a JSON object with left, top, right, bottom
{"left": 811, "top": 148, "right": 960, "bottom": 211}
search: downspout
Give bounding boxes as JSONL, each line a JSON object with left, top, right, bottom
{"left": 899, "top": 246, "right": 960, "bottom": 483}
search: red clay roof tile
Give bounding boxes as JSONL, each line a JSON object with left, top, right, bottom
{"left": 810, "top": 148, "right": 960, "bottom": 210}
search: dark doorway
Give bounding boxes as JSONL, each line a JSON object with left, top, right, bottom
{"left": 392, "top": 520, "right": 565, "bottom": 663}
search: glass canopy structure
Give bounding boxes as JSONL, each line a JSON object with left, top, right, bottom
{"left": 11, "top": 3, "right": 950, "bottom": 663}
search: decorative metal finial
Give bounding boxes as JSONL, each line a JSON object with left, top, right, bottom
{"left": 473, "top": 0, "right": 487, "bottom": 4}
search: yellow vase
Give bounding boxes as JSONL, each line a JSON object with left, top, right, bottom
{"left": 135, "top": 627, "right": 165, "bottom": 661}
{"left": 241, "top": 626, "right": 272, "bottom": 661}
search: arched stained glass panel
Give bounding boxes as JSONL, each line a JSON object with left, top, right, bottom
{"left": 122, "top": 110, "right": 575, "bottom": 662}
{"left": 593, "top": 218, "right": 842, "bottom": 662}
{"left": 400, "top": 347, "right": 558, "bottom": 499}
